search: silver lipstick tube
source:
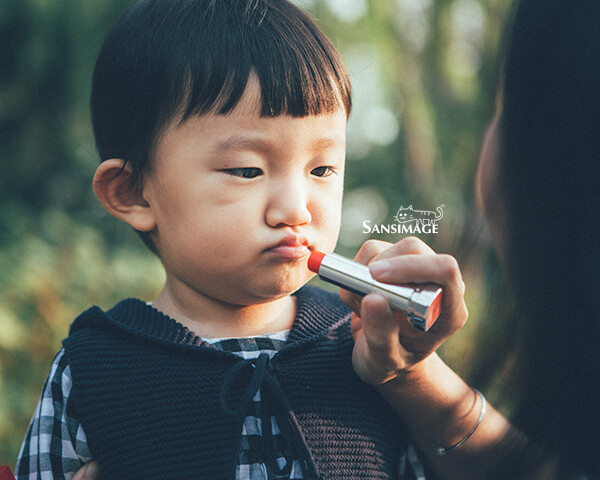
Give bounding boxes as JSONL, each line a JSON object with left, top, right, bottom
{"left": 313, "top": 252, "right": 443, "bottom": 331}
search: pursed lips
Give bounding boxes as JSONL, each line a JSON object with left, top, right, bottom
{"left": 266, "top": 234, "right": 310, "bottom": 259}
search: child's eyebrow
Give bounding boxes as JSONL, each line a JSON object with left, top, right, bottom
{"left": 212, "top": 135, "right": 276, "bottom": 154}
{"left": 212, "top": 135, "right": 345, "bottom": 154}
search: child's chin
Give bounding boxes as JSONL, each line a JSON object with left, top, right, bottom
{"left": 253, "top": 281, "right": 306, "bottom": 302}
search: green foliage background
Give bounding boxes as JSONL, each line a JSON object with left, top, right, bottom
{"left": 1, "top": 0, "right": 514, "bottom": 465}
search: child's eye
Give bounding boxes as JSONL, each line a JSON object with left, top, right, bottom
{"left": 311, "top": 166, "right": 336, "bottom": 177}
{"left": 225, "top": 167, "right": 263, "bottom": 178}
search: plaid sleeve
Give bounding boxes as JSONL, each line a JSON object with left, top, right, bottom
{"left": 15, "top": 349, "right": 92, "bottom": 480}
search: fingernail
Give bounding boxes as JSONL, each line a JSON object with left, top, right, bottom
{"left": 369, "top": 261, "right": 390, "bottom": 278}
{"left": 364, "top": 293, "right": 391, "bottom": 318}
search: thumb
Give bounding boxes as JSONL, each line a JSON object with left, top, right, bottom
{"left": 360, "top": 293, "right": 401, "bottom": 357}
{"left": 352, "top": 293, "right": 406, "bottom": 385}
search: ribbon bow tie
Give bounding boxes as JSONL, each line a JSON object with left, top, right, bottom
{"left": 220, "top": 353, "right": 321, "bottom": 479}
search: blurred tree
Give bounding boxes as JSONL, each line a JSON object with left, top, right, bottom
{"left": 0, "top": 0, "right": 512, "bottom": 465}
{"left": 0, "top": 0, "right": 164, "bottom": 462}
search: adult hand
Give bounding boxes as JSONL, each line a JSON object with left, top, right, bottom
{"left": 72, "top": 461, "right": 100, "bottom": 480}
{"left": 343, "top": 237, "right": 468, "bottom": 385}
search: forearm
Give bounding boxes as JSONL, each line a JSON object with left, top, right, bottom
{"left": 378, "top": 353, "right": 549, "bottom": 480}
{"left": 346, "top": 239, "right": 557, "bottom": 478}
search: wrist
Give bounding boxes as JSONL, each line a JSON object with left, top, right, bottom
{"left": 374, "top": 353, "right": 480, "bottom": 437}
{"left": 378, "top": 352, "right": 439, "bottom": 390}
{"left": 436, "top": 388, "right": 486, "bottom": 456}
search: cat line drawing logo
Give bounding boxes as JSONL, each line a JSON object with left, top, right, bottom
{"left": 362, "top": 204, "right": 445, "bottom": 235}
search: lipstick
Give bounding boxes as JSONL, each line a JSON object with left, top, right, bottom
{"left": 308, "top": 251, "right": 442, "bottom": 331}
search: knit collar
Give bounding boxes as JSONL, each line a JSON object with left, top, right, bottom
{"left": 96, "top": 285, "right": 351, "bottom": 350}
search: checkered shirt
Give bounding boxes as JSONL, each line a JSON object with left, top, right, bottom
{"left": 16, "top": 332, "right": 427, "bottom": 479}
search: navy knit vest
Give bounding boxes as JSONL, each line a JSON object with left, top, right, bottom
{"left": 63, "top": 286, "right": 409, "bottom": 479}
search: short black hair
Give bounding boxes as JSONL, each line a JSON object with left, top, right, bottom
{"left": 91, "top": 0, "right": 351, "bottom": 253}
{"left": 91, "top": 0, "right": 351, "bottom": 180}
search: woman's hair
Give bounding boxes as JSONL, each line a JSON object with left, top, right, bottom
{"left": 496, "top": 0, "right": 600, "bottom": 475}
{"left": 91, "top": 0, "right": 351, "bottom": 182}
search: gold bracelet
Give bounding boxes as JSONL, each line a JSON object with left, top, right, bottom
{"left": 436, "top": 389, "right": 486, "bottom": 456}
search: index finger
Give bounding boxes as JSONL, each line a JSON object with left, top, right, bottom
{"left": 352, "top": 239, "right": 394, "bottom": 265}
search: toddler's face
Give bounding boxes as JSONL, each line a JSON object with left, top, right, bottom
{"left": 142, "top": 79, "right": 347, "bottom": 306}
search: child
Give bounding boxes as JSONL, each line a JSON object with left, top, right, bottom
{"left": 16, "top": 0, "right": 473, "bottom": 478}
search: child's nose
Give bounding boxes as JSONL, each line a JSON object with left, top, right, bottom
{"left": 265, "top": 178, "right": 312, "bottom": 227}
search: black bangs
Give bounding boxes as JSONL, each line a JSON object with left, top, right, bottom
{"left": 92, "top": 0, "right": 351, "bottom": 171}
{"left": 179, "top": 0, "right": 352, "bottom": 120}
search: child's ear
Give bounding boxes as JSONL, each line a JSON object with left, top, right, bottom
{"left": 93, "top": 159, "right": 156, "bottom": 232}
